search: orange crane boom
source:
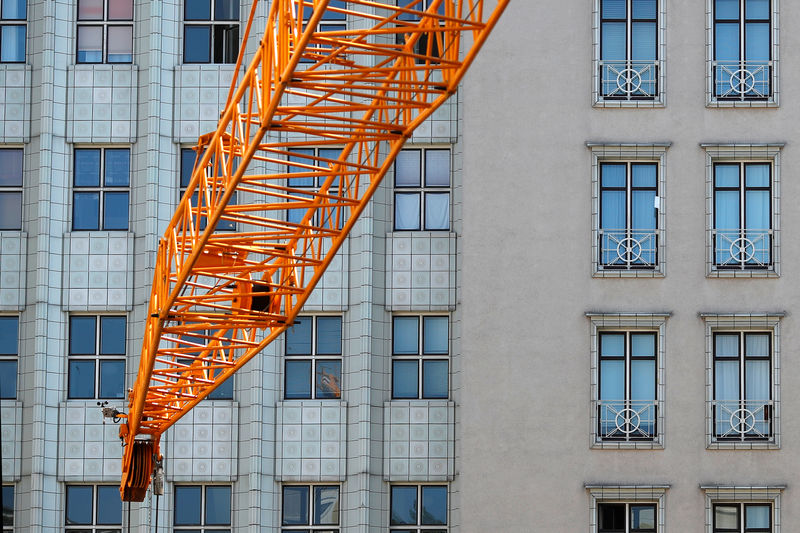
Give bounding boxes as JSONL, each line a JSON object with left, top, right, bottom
{"left": 119, "top": 0, "right": 509, "bottom": 501}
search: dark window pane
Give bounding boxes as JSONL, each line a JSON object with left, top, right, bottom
{"left": 75, "top": 149, "right": 101, "bottom": 187}
{"left": 286, "top": 317, "right": 312, "bottom": 355}
{"left": 100, "top": 316, "right": 126, "bottom": 354}
{"left": 76, "top": 25, "right": 103, "bottom": 63}
{"left": 0, "top": 360, "right": 17, "bottom": 399}
{"left": 285, "top": 360, "right": 312, "bottom": 399}
{"left": 315, "top": 360, "right": 341, "bottom": 399}
{"left": 108, "top": 0, "right": 134, "bottom": 20}
{"left": 313, "top": 486, "right": 339, "bottom": 525}
{"left": 205, "top": 486, "right": 231, "bottom": 525}
{"left": 181, "top": 148, "right": 197, "bottom": 188}
{"left": 631, "top": 504, "right": 656, "bottom": 530}
{"left": 422, "top": 360, "right": 448, "bottom": 399}
{"left": 395, "top": 150, "right": 421, "bottom": 187}
{"left": 0, "top": 25, "right": 25, "bottom": 62}
{"left": 77, "top": 0, "right": 103, "bottom": 20}
{"left": 390, "top": 486, "right": 417, "bottom": 525}
{"left": 174, "top": 486, "right": 202, "bottom": 525}
{"left": 184, "top": 26, "right": 211, "bottom": 62}
{"left": 423, "top": 317, "right": 448, "bottom": 354}
{"left": 282, "top": 486, "right": 309, "bottom": 525}
{"left": 316, "top": 316, "right": 342, "bottom": 355}
{"left": 208, "top": 368, "right": 234, "bottom": 399}
{"left": 73, "top": 192, "right": 100, "bottom": 230}
{"left": 0, "top": 192, "right": 22, "bottom": 230}
{"left": 2, "top": 485, "right": 12, "bottom": 527}
{"left": 185, "top": 0, "right": 211, "bottom": 20}
{"left": 2, "top": 0, "right": 26, "bottom": 19}
{"left": 212, "top": 24, "right": 239, "bottom": 63}
{"left": 598, "top": 503, "right": 625, "bottom": 531}
{"left": 96, "top": 486, "right": 122, "bottom": 525}
{"left": 393, "top": 317, "right": 418, "bottom": 354}
{"left": 65, "top": 486, "right": 93, "bottom": 525}
{"left": 215, "top": 0, "right": 239, "bottom": 20}
{"left": 68, "top": 360, "right": 96, "bottom": 399}
{"left": 421, "top": 486, "right": 447, "bottom": 525}
{"left": 70, "top": 316, "right": 97, "bottom": 354}
{"left": 0, "top": 149, "right": 22, "bottom": 186}
{"left": 392, "top": 360, "right": 418, "bottom": 399}
{"left": 0, "top": 317, "right": 18, "bottom": 355}
{"left": 107, "top": 25, "right": 133, "bottom": 63}
{"left": 98, "top": 360, "right": 125, "bottom": 399}
{"left": 103, "top": 192, "right": 129, "bottom": 230}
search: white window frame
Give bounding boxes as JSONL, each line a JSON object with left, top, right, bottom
{"left": 588, "top": 313, "right": 668, "bottom": 449}
{"left": 702, "top": 144, "right": 782, "bottom": 278}
{"left": 589, "top": 143, "right": 668, "bottom": 278}
{"left": 592, "top": 0, "right": 666, "bottom": 107}
{"left": 701, "top": 313, "right": 781, "bottom": 450}
{"left": 706, "top": 0, "right": 779, "bottom": 108}
{"left": 586, "top": 485, "right": 669, "bottom": 533}
{"left": 702, "top": 486, "right": 784, "bottom": 533}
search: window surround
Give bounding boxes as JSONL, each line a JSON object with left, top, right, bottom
{"left": 592, "top": 0, "right": 667, "bottom": 108}
{"left": 701, "top": 486, "right": 784, "bottom": 533}
{"left": 705, "top": 0, "right": 779, "bottom": 108}
{"left": 0, "top": 147, "right": 23, "bottom": 231}
{"left": 588, "top": 313, "right": 668, "bottom": 449}
{"left": 701, "top": 313, "right": 782, "bottom": 449}
{"left": 702, "top": 144, "right": 782, "bottom": 278}
{"left": 588, "top": 143, "right": 669, "bottom": 278}
{"left": 75, "top": 0, "right": 134, "bottom": 64}
{"left": 586, "top": 485, "right": 669, "bottom": 533}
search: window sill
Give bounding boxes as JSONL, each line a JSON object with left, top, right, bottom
{"left": 707, "top": 268, "right": 779, "bottom": 279}
{"left": 593, "top": 98, "right": 665, "bottom": 109}
{"left": 707, "top": 439, "right": 780, "bottom": 450}
{"left": 707, "top": 99, "right": 779, "bottom": 109}
{"left": 591, "top": 439, "right": 664, "bottom": 450}
{"left": 593, "top": 267, "right": 665, "bottom": 278}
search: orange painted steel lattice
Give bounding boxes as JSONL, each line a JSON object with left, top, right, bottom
{"left": 120, "top": 0, "right": 509, "bottom": 501}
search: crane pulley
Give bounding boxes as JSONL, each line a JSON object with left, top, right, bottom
{"left": 119, "top": 0, "right": 509, "bottom": 501}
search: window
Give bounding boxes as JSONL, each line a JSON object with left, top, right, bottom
{"left": 395, "top": 0, "right": 445, "bottom": 63}
{"left": 0, "top": 0, "right": 25, "bottom": 63}
{"left": 282, "top": 485, "right": 340, "bottom": 532}
{"left": 597, "top": 0, "right": 660, "bottom": 103}
{"left": 0, "top": 149, "right": 22, "bottom": 230}
{"left": 0, "top": 316, "right": 18, "bottom": 399}
{"left": 183, "top": 0, "right": 239, "bottom": 64}
{"left": 68, "top": 315, "right": 126, "bottom": 400}
{"left": 702, "top": 486, "right": 783, "bottom": 533}
{"left": 394, "top": 148, "right": 450, "bottom": 231}
{"left": 73, "top": 147, "right": 130, "bottom": 231}
{"left": 390, "top": 485, "right": 447, "bottom": 532}
{"left": 2, "top": 485, "right": 12, "bottom": 533}
{"left": 76, "top": 0, "right": 133, "bottom": 63}
{"left": 711, "top": 0, "right": 775, "bottom": 104}
{"left": 589, "top": 313, "right": 666, "bottom": 449}
{"left": 284, "top": 316, "right": 342, "bottom": 400}
{"left": 703, "top": 144, "right": 781, "bottom": 277}
{"left": 712, "top": 163, "right": 771, "bottom": 270}
{"left": 587, "top": 485, "right": 668, "bottom": 533}
{"left": 286, "top": 147, "right": 346, "bottom": 229}
{"left": 598, "top": 331, "right": 657, "bottom": 442}
{"left": 174, "top": 485, "right": 232, "bottom": 532}
{"left": 180, "top": 147, "right": 236, "bottom": 231}
{"left": 178, "top": 328, "right": 234, "bottom": 400}
{"left": 302, "top": 0, "right": 346, "bottom": 62}
{"left": 599, "top": 162, "right": 658, "bottom": 270}
{"left": 65, "top": 485, "right": 122, "bottom": 532}
{"left": 392, "top": 316, "right": 448, "bottom": 400}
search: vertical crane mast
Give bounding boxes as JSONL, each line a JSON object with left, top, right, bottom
{"left": 119, "top": 0, "right": 509, "bottom": 501}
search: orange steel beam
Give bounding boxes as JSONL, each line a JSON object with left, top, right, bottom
{"left": 120, "top": 0, "right": 509, "bottom": 501}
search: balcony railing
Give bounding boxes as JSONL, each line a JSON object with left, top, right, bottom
{"left": 713, "top": 60, "right": 771, "bottom": 100}
{"left": 599, "top": 60, "right": 658, "bottom": 99}
{"left": 598, "top": 400, "right": 657, "bottom": 441}
{"left": 712, "top": 399, "right": 773, "bottom": 441}
{"left": 599, "top": 229, "right": 657, "bottom": 269}
{"left": 712, "top": 229, "right": 771, "bottom": 269}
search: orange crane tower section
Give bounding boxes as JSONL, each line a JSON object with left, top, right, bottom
{"left": 119, "top": 0, "right": 509, "bottom": 501}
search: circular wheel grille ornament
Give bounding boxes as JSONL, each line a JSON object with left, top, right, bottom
{"left": 730, "top": 68, "right": 756, "bottom": 94}
{"left": 614, "top": 408, "right": 642, "bottom": 434}
{"left": 616, "top": 237, "right": 644, "bottom": 263}
{"left": 615, "top": 68, "right": 643, "bottom": 94}
{"left": 730, "top": 408, "right": 757, "bottom": 433}
{"left": 729, "top": 237, "right": 756, "bottom": 263}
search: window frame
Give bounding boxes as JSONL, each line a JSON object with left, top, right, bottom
{"left": 702, "top": 313, "right": 781, "bottom": 449}
{"left": 587, "top": 485, "right": 668, "bottom": 533}
{"left": 0, "top": 0, "right": 26, "bottom": 64}
{"left": 283, "top": 315, "right": 343, "bottom": 400}
{"left": 391, "top": 314, "right": 450, "bottom": 400}
{"left": 593, "top": 0, "right": 666, "bottom": 107}
{"left": 75, "top": 0, "right": 134, "bottom": 64}
{"left": 0, "top": 315, "right": 18, "bottom": 400}
{"left": 707, "top": 0, "right": 778, "bottom": 106}
{"left": 173, "top": 484, "right": 232, "bottom": 531}
{"left": 64, "top": 484, "right": 123, "bottom": 532}
{"left": 179, "top": 146, "right": 237, "bottom": 231}
{"left": 702, "top": 486, "right": 783, "bottom": 533}
{"left": 182, "top": 0, "right": 240, "bottom": 64}
{"left": 281, "top": 484, "right": 341, "bottom": 532}
{"left": 67, "top": 314, "right": 127, "bottom": 400}
{"left": 702, "top": 144, "right": 782, "bottom": 278}
{"left": 177, "top": 328, "right": 235, "bottom": 400}
{"left": 0, "top": 147, "right": 23, "bottom": 231}
{"left": 2, "top": 484, "right": 13, "bottom": 533}
{"left": 389, "top": 484, "right": 448, "bottom": 533}
{"left": 393, "top": 147, "right": 452, "bottom": 232}
{"left": 589, "top": 143, "right": 668, "bottom": 278}
{"left": 72, "top": 146, "right": 131, "bottom": 231}
{"left": 285, "top": 146, "right": 347, "bottom": 230}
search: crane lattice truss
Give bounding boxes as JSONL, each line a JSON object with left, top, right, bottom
{"left": 120, "top": 0, "right": 508, "bottom": 501}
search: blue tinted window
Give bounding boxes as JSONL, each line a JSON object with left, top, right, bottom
{"left": 70, "top": 316, "right": 97, "bottom": 354}
{"left": 394, "top": 192, "right": 421, "bottom": 230}
{"left": 96, "top": 486, "right": 122, "bottom": 525}
{"left": 393, "top": 317, "right": 418, "bottom": 354}
{"left": 0, "top": 191, "right": 22, "bottom": 230}
{"left": 103, "top": 191, "right": 129, "bottom": 230}
{"left": 73, "top": 192, "right": 100, "bottom": 230}
{"left": 184, "top": 26, "right": 211, "bottom": 62}
{"left": 395, "top": 150, "right": 421, "bottom": 187}
{"left": 208, "top": 368, "right": 234, "bottom": 399}
{"left": 632, "top": 0, "right": 656, "bottom": 18}
{"left": 315, "top": 359, "right": 341, "bottom": 399}
{"left": 392, "top": 360, "right": 418, "bottom": 399}
{"left": 0, "top": 149, "right": 22, "bottom": 187}
{"left": 174, "top": 486, "right": 202, "bottom": 525}
{"left": 0, "top": 316, "right": 18, "bottom": 355}
{"left": 181, "top": 148, "right": 196, "bottom": 188}
{"left": 2, "top": 0, "right": 26, "bottom": 19}
{"left": 314, "top": 486, "right": 339, "bottom": 525}
{"left": 68, "top": 360, "right": 95, "bottom": 399}
{"left": 185, "top": 0, "right": 211, "bottom": 20}
{"left": 288, "top": 149, "right": 315, "bottom": 187}
{"left": 0, "top": 360, "right": 17, "bottom": 399}
{"left": 285, "top": 360, "right": 312, "bottom": 399}
{"left": 215, "top": 0, "right": 239, "bottom": 21}
{"left": 422, "top": 360, "right": 448, "bottom": 399}
{"left": 286, "top": 317, "right": 312, "bottom": 355}
{"left": 104, "top": 149, "right": 129, "bottom": 186}
{"left": 100, "top": 316, "right": 126, "bottom": 354}
{"left": 2, "top": 485, "right": 13, "bottom": 527}
{"left": 421, "top": 486, "right": 447, "bottom": 525}
{"left": 390, "top": 486, "right": 418, "bottom": 525}
{"left": 746, "top": 0, "right": 769, "bottom": 19}
{"left": 283, "top": 486, "right": 310, "bottom": 525}
{"left": 99, "top": 360, "right": 125, "bottom": 399}
{"left": 0, "top": 25, "right": 25, "bottom": 62}
{"left": 316, "top": 317, "right": 342, "bottom": 354}
{"left": 205, "top": 486, "right": 231, "bottom": 525}
{"left": 716, "top": 0, "right": 739, "bottom": 19}
{"left": 65, "top": 486, "right": 93, "bottom": 525}
{"left": 422, "top": 317, "right": 448, "bottom": 354}
{"left": 602, "top": 0, "right": 626, "bottom": 18}
{"left": 75, "top": 149, "right": 101, "bottom": 187}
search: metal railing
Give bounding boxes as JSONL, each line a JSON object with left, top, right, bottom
{"left": 712, "top": 229, "right": 771, "bottom": 269}
{"left": 599, "top": 229, "right": 657, "bottom": 269}
{"left": 712, "top": 399, "right": 773, "bottom": 441}
{"left": 713, "top": 60, "right": 771, "bottom": 100}
{"left": 598, "top": 400, "right": 658, "bottom": 441}
{"left": 599, "top": 60, "right": 659, "bottom": 99}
